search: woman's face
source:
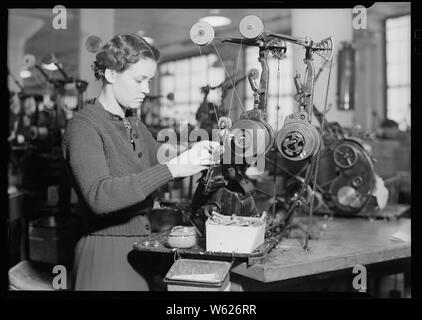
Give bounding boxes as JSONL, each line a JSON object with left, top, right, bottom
{"left": 112, "top": 57, "right": 157, "bottom": 109}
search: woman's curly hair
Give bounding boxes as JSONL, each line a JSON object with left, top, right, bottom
{"left": 91, "top": 34, "right": 160, "bottom": 81}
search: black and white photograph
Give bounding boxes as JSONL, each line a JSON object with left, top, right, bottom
{"left": 5, "top": 2, "right": 415, "bottom": 301}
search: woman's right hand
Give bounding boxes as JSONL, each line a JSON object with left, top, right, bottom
{"left": 166, "top": 140, "right": 222, "bottom": 178}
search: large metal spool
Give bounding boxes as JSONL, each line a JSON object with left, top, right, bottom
{"left": 239, "top": 15, "right": 264, "bottom": 39}
{"left": 228, "top": 119, "right": 274, "bottom": 160}
{"left": 276, "top": 113, "right": 321, "bottom": 161}
{"left": 190, "top": 21, "right": 215, "bottom": 46}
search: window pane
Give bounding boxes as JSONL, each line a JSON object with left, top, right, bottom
{"left": 190, "top": 86, "right": 202, "bottom": 103}
{"left": 208, "top": 67, "right": 225, "bottom": 87}
{"left": 387, "top": 87, "right": 410, "bottom": 130}
{"left": 397, "top": 63, "right": 409, "bottom": 85}
{"left": 207, "top": 54, "right": 218, "bottom": 69}
{"left": 174, "top": 89, "right": 189, "bottom": 103}
{"left": 245, "top": 46, "right": 262, "bottom": 99}
{"left": 245, "top": 42, "right": 294, "bottom": 131}
{"left": 386, "top": 14, "right": 411, "bottom": 130}
{"left": 387, "top": 64, "right": 401, "bottom": 87}
{"left": 175, "top": 74, "right": 190, "bottom": 89}
{"left": 266, "top": 97, "right": 278, "bottom": 129}
{"left": 245, "top": 98, "right": 254, "bottom": 112}
{"left": 386, "top": 42, "right": 400, "bottom": 64}
{"left": 160, "top": 53, "right": 224, "bottom": 127}
{"left": 174, "top": 59, "right": 189, "bottom": 75}
{"left": 280, "top": 97, "right": 295, "bottom": 127}
{"left": 161, "top": 75, "right": 174, "bottom": 93}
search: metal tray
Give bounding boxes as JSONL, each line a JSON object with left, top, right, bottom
{"left": 133, "top": 230, "right": 282, "bottom": 265}
{"left": 164, "top": 258, "right": 231, "bottom": 286}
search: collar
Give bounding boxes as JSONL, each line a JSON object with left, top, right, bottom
{"left": 93, "top": 98, "right": 126, "bottom": 121}
{"left": 91, "top": 99, "right": 139, "bottom": 123}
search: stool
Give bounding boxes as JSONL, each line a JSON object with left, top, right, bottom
{"left": 8, "top": 260, "right": 59, "bottom": 290}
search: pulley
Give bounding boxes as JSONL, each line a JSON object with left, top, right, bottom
{"left": 336, "top": 186, "right": 363, "bottom": 209}
{"left": 218, "top": 116, "right": 232, "bottom": 130}
{"left": 190, "top": 21, "right": 215, "bottom": 46}
{"left": 276, "top": 112, "right": 321, "bottom": 161}
{"left": 333, "top": 142, "right": 358, "bottom": 169}
{"left": 229, "top": 119, "right": 271, "bottom": 158}
{"left": 239, "top": 15, "right": 264, "bottom": 39}
{"left": 313, "top": 37, "right": 334, "bottom": 61}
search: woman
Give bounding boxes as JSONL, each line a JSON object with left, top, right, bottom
{"left": 62, "top": 34, "right": 219, "bottom": 290}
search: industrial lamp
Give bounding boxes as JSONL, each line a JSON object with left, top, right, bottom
{"left": 41, "top": 53, "right": 70, "bottom": 80}
{"left": 41, "top": 53, "right": 58, "bottom": 71}
{"left": 199, "top": 9, "right": 231, "bottom": 27}
{"left": 20, "top": 69, "right": 32, "bottom": 79}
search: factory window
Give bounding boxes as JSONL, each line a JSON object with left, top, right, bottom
{"left": 385, "top": 14, "right": 411, "bottom": 130}
{"left": 159, "top": 54, "right": 225, "bottom": 126}
{"left": 244, "top": 44, "right": 294, "bottom": 130}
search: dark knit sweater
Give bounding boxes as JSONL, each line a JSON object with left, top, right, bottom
{"left": 62, "top": 100, "right": 173, "bottom": 236}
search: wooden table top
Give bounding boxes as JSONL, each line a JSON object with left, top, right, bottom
{"left": 231, "top": 215, "right": 411, "bottom": 283}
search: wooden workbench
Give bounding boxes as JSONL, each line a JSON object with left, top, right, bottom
{"left": 230, "top": 214, "right": 411, "bottom": 285}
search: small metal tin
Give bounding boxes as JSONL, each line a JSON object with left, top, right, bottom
{"left": 167, "top": 226, "right": 197, "bottom": 248}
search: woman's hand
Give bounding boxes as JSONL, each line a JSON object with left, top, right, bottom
{"left": 166, "top": 140, "right": 222, "bottom": 178}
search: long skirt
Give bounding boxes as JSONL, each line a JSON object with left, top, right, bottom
{"left": 73, "top": 234, "right": 155, "bottom": 291}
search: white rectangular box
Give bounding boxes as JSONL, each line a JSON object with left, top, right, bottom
{"left": 205, "top": 217, "right": 265, "bottom": 254}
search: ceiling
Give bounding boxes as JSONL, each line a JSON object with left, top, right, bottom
{"left": 8, "top": 8, "right": 291, "bottom": 91}
{"left": 8, "top": 4, "right": 410, "bottom": 92}
{"left": 9, "top": 8, "right": 290, "bottom": 51}
{"left": 114, "top": 9, "right": 290, "bottom": 48}
{"left": 9, "top": 4, "right": 411, "bottom": 50}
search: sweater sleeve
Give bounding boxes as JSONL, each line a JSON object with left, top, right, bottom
{"left": 62, "top": 119, "right": 173, "bottom": 215}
